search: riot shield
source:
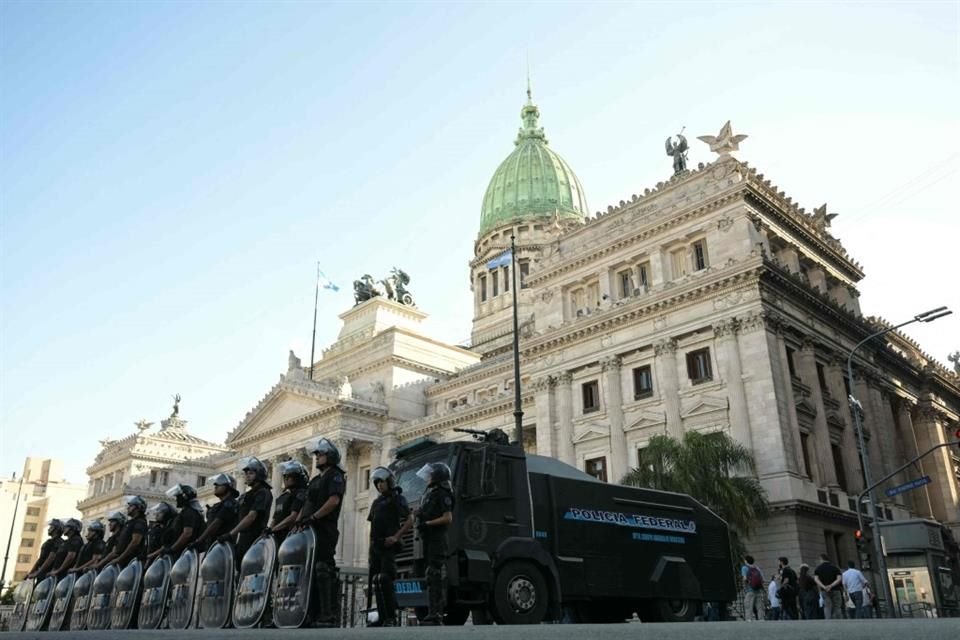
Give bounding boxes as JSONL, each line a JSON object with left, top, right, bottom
{"left": 86, "top": 563, "right": 119, "bottom": 630}
{"left": 110, "top": 558, "right": 144, "bottom": 629}
{"left": 24, "top": 575, "right": 56, "bottom": 630}
{"left": 167, "top": 549, "right": 199, "bottom": 630}
{"left": 232, "top": 534, "right": 277, "bottom": 629}
{"left": 47, "top": 572, "right": 77, "bottom": 631}
{"left": 197, "top": 540, "right": 235, "bottom": 628}
{"left": 138, "top": 554, "right": 173, "bottom": 629}
{"left": 69, "top": 570, "right": 97, "bottom": 631}
{"left": 9, "top": 577, "right": 34, "bottom": 632}
{"left": 274, "top": 527, "right": 315, "bottom": 629}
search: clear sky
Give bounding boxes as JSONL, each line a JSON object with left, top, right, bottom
{"left": 1, "top": 1, "right": 957, "bottom": 485}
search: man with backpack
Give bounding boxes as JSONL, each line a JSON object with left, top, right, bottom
{"left": 741, "top": 555, "right": 765, "bottom": 620}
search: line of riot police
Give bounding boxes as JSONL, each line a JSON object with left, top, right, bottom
{"left": 8, "top": 436, "right": 453, "bottom": 631}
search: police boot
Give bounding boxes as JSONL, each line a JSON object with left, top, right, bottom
{"left": 310, "top": 563, "right": 337, "bottom": 628}
{"left": 421, "top": 571, "right": 444, "bottom": 626}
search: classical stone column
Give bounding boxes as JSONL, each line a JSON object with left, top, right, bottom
{"left": 867, "top": 384, "right": 899, "bottom": 484}
{"left": 714, "top": 319, "right": 753, "bottom": 450}
{"left": 795, "top": 340, "right": 838, "bottom": 487}
{"left": 369, "top": 442, "right": 385, "bottom": 472}
{"left": 655, "top": 339, "right": 683, "bottom": 439}
{"left": 825, "top": 357, "right": 863, "bottom": 493}
{"left": 913, "top": 407, "right": 960, "bottom": 525}
{"left": 771, "top": 320, "right": 804, "bottom": 476}
{"left": 601, "top": 356, "right": 628, "bottom": 482}
{"left": 896, "top": 401, "right": 934, "bottom": 518}
{"left": 533, "top": 375, "right": 556, "bottom": 457}
{"left": 381, "top": 423, "right": 399, "bottom": 467}
{"left": 556, "top": 372, "right": 575, "bottom": 465}
{"left": 333, "top": 438, "right": 356, "bottom": 565}
{"left": 854, "top": 375, "right": 886, "bottom": 490}
{"left": 270, "top": 456, "right": 284, "bottom": 496}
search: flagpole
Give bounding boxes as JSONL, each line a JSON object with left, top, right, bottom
{"left": 510, "top": 234, "right": 523, "bottom": 445}
{"left": 309, "top": 262, "right": 320, "bottom": 382}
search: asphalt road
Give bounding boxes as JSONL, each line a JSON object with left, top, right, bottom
{"left": 6, "top": 619, "right": 960, "bottom": 640}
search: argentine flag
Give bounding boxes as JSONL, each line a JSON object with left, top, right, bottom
{"left": 486, "top": 249, "right": 512, "bottom": 270}
{"left": 318, "top": 269, "right": 340, "bottom": 292}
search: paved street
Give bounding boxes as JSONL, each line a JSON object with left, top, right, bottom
{"left": 7, "top": 620, "right": 960, "bottom": 640}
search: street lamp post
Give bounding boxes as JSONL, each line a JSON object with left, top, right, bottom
{"left": 846, "top": 305, "right": 952, "bottom": 618}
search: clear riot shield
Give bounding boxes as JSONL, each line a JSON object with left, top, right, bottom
{"left": 69, "top": 569, "right": 97, "bottom": 631}
{"left": 24, "top": 575, "right": 56, "bottom": 630}
{"left": 138, "top": 555, "right": 173, "bottom": 629}
{"left": 9, "top": 577, "right": 34, "bottom": 632}
{"left": 86, "top": 563, "right": 119, "bottom": 630}
{"left": 197, "top": 541, "right": 235, "bottom": 628}
{"left": 110, "top": 558, "right": 144, "bottom": 629}
{"left": 167, "top": 549, "right": 199, "bottom": 630}
{"left": 232, "top": 534, "right": 277, "bottom": 629}
{"left": 274, "top": 527, "right": 316, "bottom": 629}
{"left": 47, "top": 572, "right": 77, "bottom": 631}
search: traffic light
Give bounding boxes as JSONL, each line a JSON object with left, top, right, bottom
{"left": 855, "top": 529, "right": 872, "bottom": 570}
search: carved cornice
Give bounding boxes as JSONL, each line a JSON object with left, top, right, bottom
{"left": 532, "top": 375, "right": 557, "bottom": 392}
{"left": 654, "top": 339, "right": 678, "bottom": 357}
{"left": 398, "top": 393, "right": 535, "bottom": 441}
{"left": 713, "top": 318, "right": 740, "bottom": 338}
{"left": 555, "top": 371, "right": 573, "bottom": 385}
{"left": 600, "top": 355, "right": 622, "bottom": 372}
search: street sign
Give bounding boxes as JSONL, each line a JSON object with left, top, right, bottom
{"left": 884, "top": 475, "right": 931, "bottom": 498}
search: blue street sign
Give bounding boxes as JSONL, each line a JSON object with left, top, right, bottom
{"left": 884, "top": 475, "right": 932, "bottom": 498}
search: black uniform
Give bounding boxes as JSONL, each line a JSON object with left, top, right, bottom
{"left": 171, "top": 507, "right": 204, "bottom": 554}
{"left": 418, "top": 483, "right": 454, "bottom": 619}
{"left": 52, "top": 532, "right": 83, "bottom": 578}
{"left": 76, "top": 538, "right": 107, "bottom": 569}
{"left": 204, "top": 496, "right": 239, "bottom": 551}
{"left": 236, "top": 483, "right": 273, "bottom": 562}
{"left": 103, "top": 533, "right": 120, "bottom": 559}
{"left": 32, "top": 536, "right": 62, "bottom": 579}
{"left": 114, "top": 515, "right": 149, "bottom": 567}
{"left": 147, "top": 521, "right": 178, "bottom": 557}
{"left": 301, "top": 465, "right": 346, "bottom": 624}
{"left": 368, "top": 489, "right": 410, "bottom": 624}
{"left": 271, "top": 486, "right": 307, "bottom": 547}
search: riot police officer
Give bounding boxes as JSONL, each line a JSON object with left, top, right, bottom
{"left": 26, "top": 519, "right": 64, "bottom": 580}
{"left": 268, "top": 460, "right": 309, "bottom": 547}
{"left": 416, "top": 462, "right": 454, "bottom": 625}
{"left": 99, "top": 495, "right": 149, "bottom": 569}
{"left": 158, "top": 483, "right": 204, "bottom": 558}
{"left": 145, "top": 502, "right": 178, "bottom": 561}
{"left": 72, "top": 520, "right": 107, "bottom": 573}
{"left": 222, "top": 457, "right": 273, "bottom": 563}
{"left": 192, "top": 473, "right": 239, "bottom": 552}
{"left": 50, "top": 518, "right": 84, "bottom": 579}
{"left": 98, "top": 511, "right": 126, "bottom": 565}
{"left": 296, "top": 437, "right": 346, "bottom": 628}
{"left": 367, "top": 466, "right": 412, "bottom": 627}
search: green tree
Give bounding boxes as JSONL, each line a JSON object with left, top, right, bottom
{"left": 621, "top": 431, "right": 769, "bottom": 557}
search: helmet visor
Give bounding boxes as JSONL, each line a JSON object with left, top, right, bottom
{"left": 165, "top": 484, "right": 184, "bottom": 499}
{"left": 416, "top": 464, "right": 433, "bottom": 482}
{"left": 210, "top": 473, "right": 234, "bottom": 487}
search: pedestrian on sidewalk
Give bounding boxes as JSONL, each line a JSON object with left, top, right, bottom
{"left": 768, "top": 577, "right": 782, "bottom": 620}
{"left": 777, "top": 557, "right": 799, "bottom": 620}
{"left": 798, "top": 564, "right": 819, "bottom": 620}
{"left": 842, "top": 560, "right": 870, "bottom": 619}
{"left": 814, "top": 553, "right": 844, "bottom": 619}
{"left": 740, "top": 555, "right": 765, "bottom": 621}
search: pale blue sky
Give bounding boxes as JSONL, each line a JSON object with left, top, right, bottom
{"left": 1, "top": 1, "right": 957, "bottom": 484}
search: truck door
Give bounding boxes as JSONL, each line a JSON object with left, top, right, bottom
{"left": 458, "top": 444, "right": 532, "bottom": 557}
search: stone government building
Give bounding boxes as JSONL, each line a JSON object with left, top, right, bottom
{"left": 80, "top": 91, "right": 960, "bottom": 578}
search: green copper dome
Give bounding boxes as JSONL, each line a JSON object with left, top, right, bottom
{"left": 479, "top": 91, "right": 588, "bottom": 236}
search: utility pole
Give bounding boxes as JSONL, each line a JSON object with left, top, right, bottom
{"left": 1, "top": 473, "right": 25, "bottom": 593}
{"left": 309, "top": 262, "right": 320, "bottom": 382}
{"left": 510, "top": 234, "right": 523, "bottom": 445}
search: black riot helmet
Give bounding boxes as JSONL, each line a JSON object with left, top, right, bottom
{"left": 147, "top": 502, "right": 175, "bottom": 525}
{"left": 211, "top": 473, "right": 240, "bottom": 498}
{"left": 165, "top": 483, "right": 198, "bottom": 509}
{"left": 64, "top": 518, "right": 83, "bottom": 534}
{"left": 239, "top": 456, "right": 268, "bottom": 485}
{"left": 46, "top": 518, "right": 64, "bottom": 536}
{"left": 417, "top": 462, "right": 452, "bottom": 487}
{"left": 85, "top": 519, "right": 105, "bottom": 540}
{"left": 123, "top": 494, "right": 147, "bottom": 517}
{"left": 371, "top": 466, "right": 397, "bottom": 492}
{"left": 279, "top": 460, "right": 309, "bottom": 487}
{"left": 306, "top": 437, "right": 341, "bottom": 468}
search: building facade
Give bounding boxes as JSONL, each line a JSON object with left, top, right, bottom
{"left": 1, "top": 458, "right": 86, "bottom": 589}
{"left": 81, "top": 93, "right": 960, "bottom": 581}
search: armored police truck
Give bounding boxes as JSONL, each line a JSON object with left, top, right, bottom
{"left": 390, "top": 429, "right": 736, "bottom": 625}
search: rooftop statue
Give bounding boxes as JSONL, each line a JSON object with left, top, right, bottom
{"left": 949, "top": 351, "right": 960, "bottom": 375}
{"left": 811, "top": 203, "right": 839, "bottom": 233}
{"left": 698, "top": 120, "right": 748, "bottom": 160}
{"left": 665, "top": 130, "right": 688, "bottom": 176}
{"left": 353, "top": 268, "right": 415, "bottom": 307}
{"left": 171, "top": 393, "right": 181, "bottom": 417}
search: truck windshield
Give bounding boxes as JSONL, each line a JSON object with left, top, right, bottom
{"left": 391, "top": 447, "right": 457, "bottom": 504}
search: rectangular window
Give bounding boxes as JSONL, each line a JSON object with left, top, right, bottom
{"left": 26, "top": 507, "right": 40, "bottom": 516}
{"left": 831, "top": 443, "right": 848, "bottom": 492}
{"left": 519, "top": 260, "right": 530, "bottom": 288}
{"left": 94, "top": 478, "right": 103, "bottom": 495}
{"left": 361, "top": 466, "right": 371, "bottom": 491}
{"left": 692, "top": 240, "right": 709, "bottom": 271}
{"left": 633, "top": 365, "right": 653, "bottom": 399}
{"left": 491, "top": 270, "right": 499, "bottom": 297}
{"left": 582, "top": 380, "right": 600, "bottom": 413}
{"left": 23, "top": 523, "right": 37, "bottom": 532}
{"left": 638, "top": 262, "right": 650, "bottom": 288}
{"left": 14, "top": 571, "right": 27, "bottom": 581}
{"left": 503, "top": 265, "right": 510, "bottom": 292}
{"left": 587, "top": 282, "right": 600, "bottom": 309}
{"left": 670, "top": 248, "right": 687, "bottom": 278}
{"left": 786, "top": 346, "right": 797, "bottom": 378}
{"left": 17, "top": 554, "right": 31, "bottom": 564}
{"left": 150, "top": 470, "right": 158, "bottom": 486}
{"left": 479, "top": 274, "right": 487, "bottom": 302}
{"left": 105, "top": 475, "right": 114, "bottom": 491}
{"left": 800, "top": 433, "right": 813, "bottom": 478}
{"left": 686, "top": 348, "right": 713, "bottom": 383}
{"left": 585, "top": 457, "right": 608, "bottom": 482}
{"left": 197, "top": 475, "right": 207, "bottom": 488}
{"left": 618, "top": 269, "right": 632, "bottom": 298}
{"left": 115, "top": 470, "right": 124, "bottom": 486}
{"left": 32, "top": 485, "right": 45, "bottom": 497}
{"left": 21, "top": 539, "right": 34, "bottom": 548}
{"left": 816, "top": 363, "right": 829, "bottom": 394}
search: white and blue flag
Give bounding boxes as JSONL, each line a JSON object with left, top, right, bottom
{"left": 317, "top": 269, "right": 340, "bottom": 292}
{"left": 486, "top": 249, "right": 512, "bottom": 270}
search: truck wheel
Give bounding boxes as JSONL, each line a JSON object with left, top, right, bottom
{"left": 444, "top": 603, "right": 470, "bottom": 626}
{"left": 656, "top": 598, "right": 699, "bottom": 622}
{"left": 492, "top": 561, "right": 549, "bottom": 625}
